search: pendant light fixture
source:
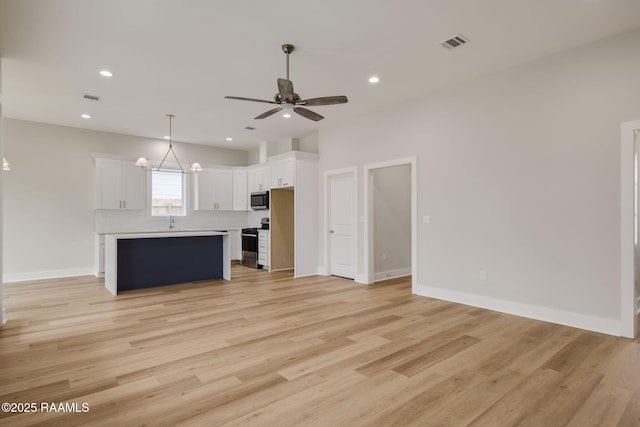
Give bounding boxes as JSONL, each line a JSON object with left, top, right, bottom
{"left": 135, "top": 114, "right": 202, "bottom": 173}
{"left": 2, "top": 158, "right": 10, "bottom": 171}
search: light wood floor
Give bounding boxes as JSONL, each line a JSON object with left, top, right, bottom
{"left": 0, "top": 266, "right": 639, "bottom": 426}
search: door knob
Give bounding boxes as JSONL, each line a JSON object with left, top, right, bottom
{"left": 329, "top": 230, "right": 334, "bottom": 234}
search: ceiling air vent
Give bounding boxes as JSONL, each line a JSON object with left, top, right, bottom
{"left": 440, "top": 34, "right": 470, "bottom": 50}
{"left": 244, "top": 126, "right": 256, "bottom": 130}
{"left": 83, "top": 94, "right": 100, "bottom": 101}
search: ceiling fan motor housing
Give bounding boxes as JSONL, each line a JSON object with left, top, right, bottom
{"left": 282, "top": 44, "right": 295, "bottom": 54}
{"left": 224, "top": 42, "right": 348, "bottom": 122}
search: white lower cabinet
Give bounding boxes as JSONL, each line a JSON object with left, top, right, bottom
{"left": 229, "top": 229, "right": 241, "bottom": 260}
{"left": 94, "top": 234, "right": 105, "bottom": 277}
{"left": 258, "top": 230, "right": 270, "bottom": 270}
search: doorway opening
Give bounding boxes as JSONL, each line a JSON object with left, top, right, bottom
{"left": 363, "top": 157, "right": 417, "bottom": 287}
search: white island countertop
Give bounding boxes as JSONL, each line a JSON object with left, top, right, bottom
{"left": 106, "top": 230, "right": 229, "bottom": 239}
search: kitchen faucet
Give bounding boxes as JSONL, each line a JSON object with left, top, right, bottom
{"left": 168, "top": 203, "right": 175, "bottom": 230}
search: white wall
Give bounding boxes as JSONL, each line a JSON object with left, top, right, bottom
{"left": 247, "top": 148, "right": 261, "bottom": 165}
{"left": 373, "top": 165, "right": 411, "bottom": 277}
{"left": 297, "top": 132, "right": 319, "bottom": 154}
{"left": 0, "top": 60, "right": 4, "bottom": 324}
{"left": 247, "top": 133, "right": 319, "bottom": 166}
{"left": 2, "top": 119, "right": 249, "bottom": 280}
{"left": 318, "top": 28, "right": 640, "bottom": 335}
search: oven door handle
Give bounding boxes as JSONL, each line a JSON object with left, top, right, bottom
{"left": 241, "top": 234, "right": 258, "bottom": 237}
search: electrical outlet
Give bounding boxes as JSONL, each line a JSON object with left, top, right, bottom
{"left": 382, "top": 253, "right": 387, "bottom": 262}
{"left": 480, "top": 270, "right": 487, "bottom": 281}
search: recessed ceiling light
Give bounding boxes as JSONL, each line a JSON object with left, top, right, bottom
{"left": 164, "top": 135, "right": 170, "bottom": 139}
{"left": 81, "top": 114, "right": 91, "bottom": 119}
{"left": 283, "top": 113, "right": 291, "bottom": 118}
{"left": 368, "top": 76, "right": 380, "bottom": 84}
{"left": 99, "top": 70, "right": 113, "bottom": 77}
{"left": 226, "top": 137, "right": 233, "bottom": 141}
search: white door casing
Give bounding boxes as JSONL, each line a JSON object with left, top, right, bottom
{"left": 621, "top": 119, "right": 640, "bottom": 338}
{"left": 363, "top": 157, "right": 417, "bottom": 286}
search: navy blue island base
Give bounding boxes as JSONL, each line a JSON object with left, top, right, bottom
{"left": 116, "top": 235, "right": 224, "bottom": 291}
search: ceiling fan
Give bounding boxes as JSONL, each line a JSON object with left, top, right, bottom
{"left": 225, "top": 44, "right": 348, "bottom": 122}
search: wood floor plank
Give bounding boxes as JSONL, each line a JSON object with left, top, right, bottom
{"left": 617, "top": 388, "right": 640, "bottom": 427}
{"left": 0, "top": 265, "right": 638, "bottom": 426}
{"left": 467, "top": 368, "right": 566, "bottom": 426}
{"left": 517, "top": 367, "right": 604, "bottom": 427}
{"left": 566, "top": 381, "right": 633, "bottom": 427}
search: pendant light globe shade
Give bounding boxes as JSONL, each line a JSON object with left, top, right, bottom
{"left": 190, "top": 162, "right": 203, "bottom": 173}
{"left": 135, "top": 157, "right": 149, "bottom": 168}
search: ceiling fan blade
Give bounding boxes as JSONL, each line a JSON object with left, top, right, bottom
{"left": 300, "top": 96, "right": 349, "bottom": 106}
{"left": 277, "top": 78, "right": 295, "bottom": 98}
{"left": 225, "top": 96, "right": 276, "bottom": 104}
{"left": 293, "top": 107, "right": 324, "bottom": 121}
{"left": 255, "top": 107, "right": 283, "bottom": 120}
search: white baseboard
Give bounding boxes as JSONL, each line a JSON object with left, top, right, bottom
{"left": 3, "top": 267, "right": 95, "bottom": 283}
{"left": 294, "top": 272, "right": 318, "bottom": 279}
{"left": 2, "top": 307, "right": 6, "bottom": 326}
{"left": 414, "top": 283, "right": 622, "bottom": 337}
{"left": 374, "top": 267, "right": 412, "bottom": 283}
{"left": 317, "top": 267, "right": 328, "bottom": 276}
{"left": 354, "top": 273, "right": 369, "bottom": 284}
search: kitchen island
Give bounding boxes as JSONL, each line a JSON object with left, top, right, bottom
{"left": 104, "top": 231, "right": 230, "bottom": 295}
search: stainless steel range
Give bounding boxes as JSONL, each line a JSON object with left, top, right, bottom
{"left": 241, "top": 228, "right": 259, "bottom": 268}
{"left": 241, "top": 218, "right": 269, "bottom": 269}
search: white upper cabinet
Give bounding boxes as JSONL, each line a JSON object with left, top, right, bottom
{"left": 270, "top": 157, "right": 295, "bottom": 189}
{"left": 193, "top": 168, "right": 233, "bottom": 211}
{"left": 95, "top": 158, "right": 146, "bottom": 210}
{"left": 248, "top": 164, "right": 270, "bottom": 194}
{"left": 232, "top": 168, "right": 248, "bottom": 211}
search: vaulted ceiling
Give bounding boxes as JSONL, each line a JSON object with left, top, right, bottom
{"left": 1, "top": 0, "right": 640, "bottom": 150}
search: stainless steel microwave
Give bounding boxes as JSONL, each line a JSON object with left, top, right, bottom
{"left": 250, "top": 191, "right": 269, "bottom": 210}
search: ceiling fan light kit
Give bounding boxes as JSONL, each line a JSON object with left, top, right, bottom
{"left": 225, "top": 43, "right": 348, "bottom": 121}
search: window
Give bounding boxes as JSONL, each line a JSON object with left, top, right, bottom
{"left": 152, "top": 170, "right": 186, "bottom": 216}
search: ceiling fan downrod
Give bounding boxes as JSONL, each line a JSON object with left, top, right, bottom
{"left": 282, "top": 44, "right": 294, "bottom": 81}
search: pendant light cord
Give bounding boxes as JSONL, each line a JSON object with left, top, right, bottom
{"left": 157, "top": 114, "right": 185, "bottom": 173}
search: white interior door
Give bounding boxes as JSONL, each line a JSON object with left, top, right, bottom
{"left": 329, "top": 173, "right": 355, "bottom": 279}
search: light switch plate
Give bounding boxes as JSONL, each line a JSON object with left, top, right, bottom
{"left": 423, "top": 215, "right": 431, "bottom": 224}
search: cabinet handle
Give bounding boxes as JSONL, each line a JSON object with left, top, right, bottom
{"left": 278, "top": 178, "right": 282, "bottom": 186}
{"left": 123, "top": 200, "right": 126, "bottom": 209}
